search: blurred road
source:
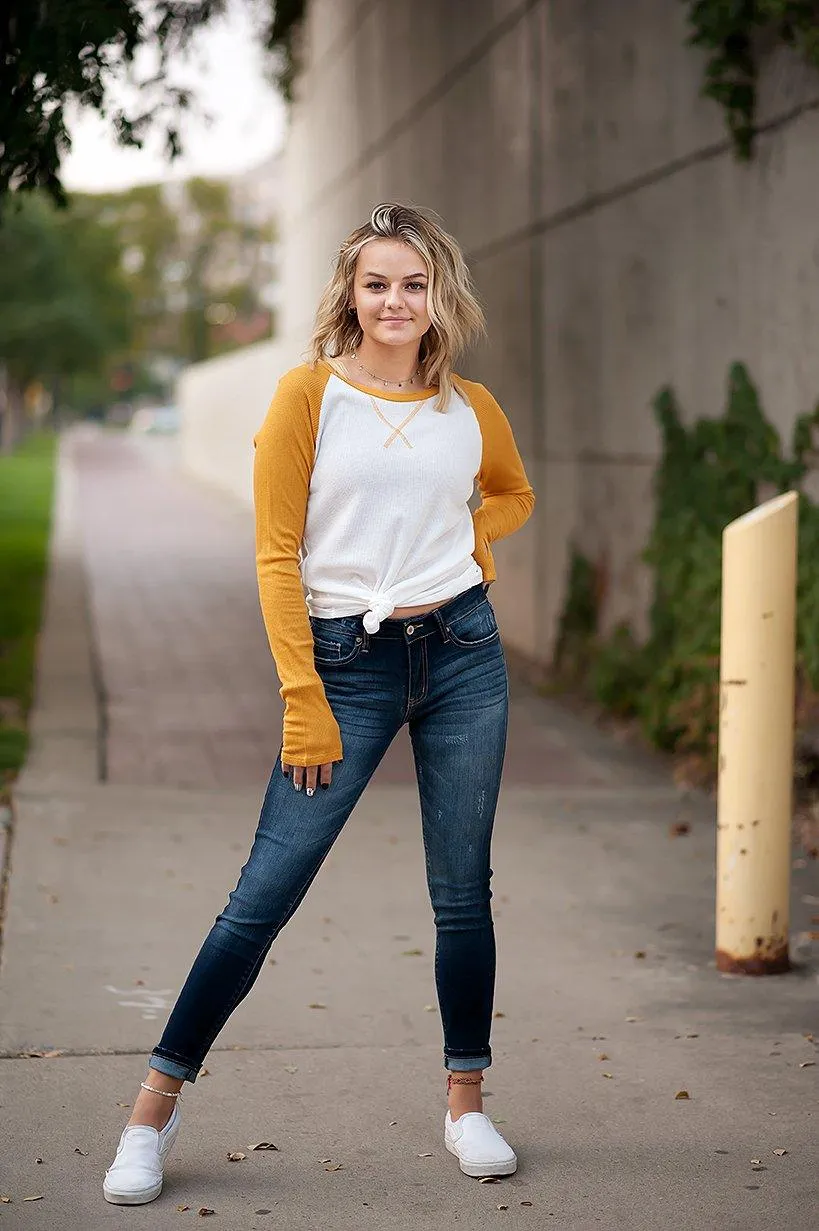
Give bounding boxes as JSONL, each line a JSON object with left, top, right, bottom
{"left": 1, "top": 427, "right": 817, "bottom": 1230}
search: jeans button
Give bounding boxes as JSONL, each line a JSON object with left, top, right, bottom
{"left": 406, "top": 624, "right": 415, "bottom": 635}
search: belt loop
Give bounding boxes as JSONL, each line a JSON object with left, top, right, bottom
{"left": 433, "top": 606, "right": 450, "bottom": 644}
{"left": 358, "top": 616, "right": 370, "bottom": 652}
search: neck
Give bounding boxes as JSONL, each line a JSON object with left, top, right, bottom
{"left": 355, "top": 340, "right": 421, "bottom": 383}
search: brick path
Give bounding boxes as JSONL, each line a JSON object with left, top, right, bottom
{"left": 70, "top": 428, "right": 666, "bottom": 791}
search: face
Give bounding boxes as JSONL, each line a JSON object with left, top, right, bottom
{"left": 350, "top": 239, "right": 431, "bottom": 349}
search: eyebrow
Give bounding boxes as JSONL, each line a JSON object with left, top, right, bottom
{"left": 362, "top": 271, "right": 428, "bottom": 280}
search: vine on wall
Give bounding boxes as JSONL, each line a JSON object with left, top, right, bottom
{"left": 686, "top": 1, "right": 819, "bottom": 159}
{"left": 554, "top": 362, "right": 819, "bottom": 780}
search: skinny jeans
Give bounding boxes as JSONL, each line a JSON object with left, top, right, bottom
{"left": 150, "top": 582, "right": 508, "bottom": 1081}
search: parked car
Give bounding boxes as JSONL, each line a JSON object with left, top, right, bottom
{"left": 129, "top": 404, "right": 180, "bottom": 435}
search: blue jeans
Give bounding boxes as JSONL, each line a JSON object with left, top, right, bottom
{"left": 150, "top": 582, "right": 509, "bottom": 1082}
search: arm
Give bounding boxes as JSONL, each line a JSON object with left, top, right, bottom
{"left": 461, "top": 381, "right": 536, "bottom": 577}
{"left": 253, "top": 366, "right": 342, "bottom": 767}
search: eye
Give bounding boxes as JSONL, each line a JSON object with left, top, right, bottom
{"left": 364, "top": 281, "right": 386, "bottom": 290}
{"left": 406, "top": 282, "right": 427, "bottom": 292}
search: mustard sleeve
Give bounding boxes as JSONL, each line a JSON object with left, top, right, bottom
{"left": 253, "top": 366, "right": 343, "bottom": 767}
{"left": 460, "top": 380, "right": 536, "bottom": 580}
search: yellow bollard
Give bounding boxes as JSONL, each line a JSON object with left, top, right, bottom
{"left": 716, "top": 491, "right": 799, "bottom": 975}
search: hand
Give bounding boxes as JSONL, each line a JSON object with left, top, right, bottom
{"left": 282, "top": 760, "right": 334, "bottom": 795}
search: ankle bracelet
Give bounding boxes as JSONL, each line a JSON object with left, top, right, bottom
{"left": 447, "top": 1074, "right": 484, "bottom": 1091}
{"left": 141, "top": 1081, "right": 182, "bottom": 1100}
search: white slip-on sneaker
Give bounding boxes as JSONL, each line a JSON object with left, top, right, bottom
{"left": 103, "top": 1102, "right": 181, "bottom": 1205}
{"left": 444, "top": 1109, "right": 518, "bottom": 1177}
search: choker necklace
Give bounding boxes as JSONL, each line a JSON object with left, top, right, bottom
{"left": 353, "top": 351, "right": 420, "bottom": 389}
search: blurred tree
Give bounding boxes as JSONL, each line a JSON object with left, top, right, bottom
{"left": 0, "top": 194, "right": 132, "bottom": 449}
{"left": 0, "top": 1, "right": 306, "bottom": 209}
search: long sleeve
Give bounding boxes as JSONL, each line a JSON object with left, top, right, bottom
{"left": 459, "top": 379, "right": 536, "bottom": 580}
{"left": 253, "top": 365, "right": 342, "bottom": 767}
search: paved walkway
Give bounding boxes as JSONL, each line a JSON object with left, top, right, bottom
{"left": 1, "top": 428, "right": 817, "bottom": 1230}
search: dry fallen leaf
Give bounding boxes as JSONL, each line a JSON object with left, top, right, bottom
{"left": 116, "top": 1103, "right": 131, "bottom": 1108}
{"left": 200, "top": 1068, "right": 211, "bottom": 1077}
{"left": 674, "top": 1090, "right": 690, "bottom": 1100}
{"left": 227, "top": 1151, "right": 246, "bottom": 1161}
{"left": 389, "top": 1121, "right": 398, "bottom": 1127}
{"left": 602, "top": 1072, "right": 613, "bottom": 1079}
{"left": 308, "top": 1002, "right": 327, "bottom": 1009}
{"left": 773, "top": 1149, "right": 788, "bottom": 1157}
{"left": 625, "top": 1016, "right": 641, "bottom": 1023}
{"left": 74, "top": 1148, "right": 88, "bottom": 1156}
{"left": 598, "top": 1053, "right": 609, "bottom": 1061}
{"left": 23, "top": 1196, "right": 45, "bottom": 1202}
{"left": 325, "top": 1163, "right": 343, "bottom": 1171}
{"left": 284, "top": 1065, "right": 299, "bottom": 1074}
{"left": 0, "top": 1196, "right": 11, "bottom": 1203}
{"left": 319, "top": 1157, "right": 332, "bottom": 1163}
{"left": 479, "top": 1176, "right": 499, "bottom": 1184}
{"left": 497, "top": 1205, "right": 509, "bottom": 1211}
{"left": 799, "top": 1061, "right": 816, "bottom": 1068}
{"left": 401, "top": 949, "right": 423, "bottom": 956}
{"left": 177, "top": 1205, "right": 190, "bottom": 1212}
{"left": 35, "top": 1157, "right": 43, "bottom": 1165}
{"left": 198, "top": 1209, "right": 215, "bottom": 1217}
{"left": 418, "top": 1152, "right": 433, "bottom": 1158}
{"left": 248, "top": 1142, "right": 279, "bottom": 1151}
{"left": 423, "top": 1004, "right": 435, "bottom": 1012}
{"left": 634, "top": 951, "right": 647, "bottom": 960}
{"left": 521, "top": 1201, "right": 533, "bottom": 1207}
{"left": 750, "top": 1158, "right": 761, "bottom": 1165}
{"left": 493, "top": 1010, "right": 506, "bottom": 1019}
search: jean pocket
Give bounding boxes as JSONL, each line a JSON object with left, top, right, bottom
{"left": 310, "top": 619, "right": 364, "bottom": 666}
{"left": 445, "top": 598, "right": 500, "bottom": 648}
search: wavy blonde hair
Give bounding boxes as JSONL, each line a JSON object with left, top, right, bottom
{"left": 307, "top": 202, "right": 486, "bottom": 411}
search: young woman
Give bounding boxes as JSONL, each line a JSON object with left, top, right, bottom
{"left": 103, "top": 202, "right": 535, "bottom": 1205}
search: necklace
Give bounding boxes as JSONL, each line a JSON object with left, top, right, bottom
{"left": 353, "top": 351, "right": 420, "bottom": 389}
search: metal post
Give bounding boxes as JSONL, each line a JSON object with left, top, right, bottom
{"left": 716, "top": 491, "right": 798, "bottom": 974}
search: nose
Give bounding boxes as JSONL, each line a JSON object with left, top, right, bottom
{"left": 384, "top": 283, "right": 405, "bottom": 310}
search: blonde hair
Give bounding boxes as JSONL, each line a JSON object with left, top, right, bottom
{"left": 307, "top": 202, "right": 485, "bottom": 411}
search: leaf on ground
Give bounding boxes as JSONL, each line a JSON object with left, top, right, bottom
{"left": 674, "top": 1090, "right": 690, "bottom": 1100}
{"left": 389, "top": 1121, "right": 398, "bottom": 1127}
{"left": 308, "top": 1002, "right": 327, "bottom": 1009}
{"left": 521, "top": 1201, "right": 533, "bottom": 1206}
{"left": 284, "top": 1065, "right": 299, "bottom": 1074}
{"left": 493, "top": 1010, "right": 506, "bottom": 1018}
{"left": 23, "top": 1196, "right": 45, "bottom": 1201}
{"left": 423, "top": 1004, "right": 435, "bottom": 1012}
{"left": 773, "top": 1148, "right": 788, "bottom": 1156}
{"left": 35, "top": 1158, "right": 43, "bottom": 1165}
{"left": 750, "top": 1158, "right": 761, "bottom": 1164}
{"left": 198, "top": 1208, "right": 215, "bottom": 1216}
{"left": 200, "top": 1068, "right": 211, "bottom": 1077}
{"left": 669, "top": 822, "right": 690, "bottom": 837}
{"left": 625, "top": 1016, "right": 641, "bottom": 1023}
{"left": 479, "top": 1176, "right": 499, "bottom": 1184}
{"left": 74, "top": 1148, "right": 88, "bottom": 1155}
{"left": 497, "top": 1205, "right": 509, "bottom": 1211}
{"left": 634, "top": 951, "right": 647, "bottom": 959}
{"left": 325, "top": 1163, "right": 343, "bottom": 1171}
{"left": 0, "top": 1196, "right": 11, "bottom": 1203}
{"left": 117, "top": 1103, "right": 131, "bottom": 1108}
{"left": 418, "top": 1152, "right": 433, "bottom": 1158}
{"left": 319, "top": 1157, "right": 332, "bottom": 1163}
{"left": 598, "top": 1053, "right": 609, "bottom": 1061}
{"left": 177, "top": 1205, "right": 190, "bottom": 1212}
{"left": 799, "top": 1061, "right": 816, "bottom": 1068}
{"left": 227, "top": 1151, "right": 246, "bottom": 1161}
{"left": 401, "top": 949, "right": 423, "bottom": 957}
{"left": 602, "top": 1072, "right": 613, "bottom": 1079}
{"left": 248, "top": 1142, "right": 279, "bottom": 1151}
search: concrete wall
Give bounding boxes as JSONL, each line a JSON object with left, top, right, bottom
{"left": 180, "top": 0, "right": 819, "bottom": 662}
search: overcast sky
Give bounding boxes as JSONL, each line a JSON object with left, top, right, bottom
{"left": 62, "top": 0, "right": 287, "bottom": 192}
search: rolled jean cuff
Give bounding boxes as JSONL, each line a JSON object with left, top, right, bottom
{"left": 149, "top": 1049, "right": 201, "bottom": 1083}
{"left": 445, "top": 1051, "right": 492, "bottom": 1072}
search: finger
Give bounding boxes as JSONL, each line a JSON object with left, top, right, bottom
{"left": 320, "top": 763, "right": 333, "bottom": 790}
{"left": 304, "top": 765, "right": 319, "bottom": 796}
{"left": 292, "top": 765, "right": 305, "bottom": 792}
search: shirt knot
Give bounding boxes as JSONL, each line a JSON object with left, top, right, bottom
{"left": 363, "top": 594, "right": 395, "bottom": 633}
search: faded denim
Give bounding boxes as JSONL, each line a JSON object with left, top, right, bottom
{"left": 150, "top": 582, "right": 509, "bottom": 1082}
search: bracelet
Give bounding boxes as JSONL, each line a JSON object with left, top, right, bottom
{"left": 141, "top": 1081, "right": 181, "bottom": 1099}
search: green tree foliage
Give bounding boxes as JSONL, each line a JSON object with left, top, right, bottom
{"left": 0, "top": 1, "right": 306, "bottom": 208}
{"left": 686, "top": 1, "right": 819, "bottom": 159}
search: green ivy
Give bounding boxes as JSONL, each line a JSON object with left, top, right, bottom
{"left": 555, "top": 362, "right": 819, "bottom": 767}
{"left": 686, "top": 1, "right": 819, "bottom": 159}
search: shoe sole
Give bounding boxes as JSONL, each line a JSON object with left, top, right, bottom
{"left": 445, "top": 1138, "right": 518, "bottom": 1177}
{"left": 103, "top": 1179, "right": 163, "bottom": 1205}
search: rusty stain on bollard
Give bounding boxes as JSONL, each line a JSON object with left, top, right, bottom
{"left": 715, "top": 941, "right": 790, "bottom": 975}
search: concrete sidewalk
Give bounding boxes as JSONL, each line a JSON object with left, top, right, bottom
{"left": 0, "top": 428, "right": 817, "bottom": 1230}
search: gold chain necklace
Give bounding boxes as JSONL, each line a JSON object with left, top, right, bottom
{"left": 353, "top": 351, "right": 420, "bottom": 389}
